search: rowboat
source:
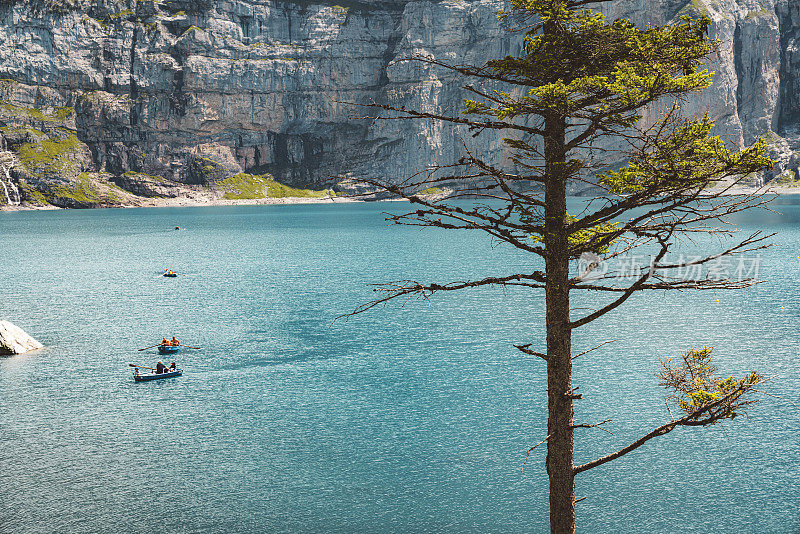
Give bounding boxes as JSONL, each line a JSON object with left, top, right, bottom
{"left": 163, "top": 272, "right": 177, "bottom": 277}
{"left": 133, "top": 369, "right": 183, "bottom": 382}
{"left": 158, "top": 344, "right": 180, "bottom": 354}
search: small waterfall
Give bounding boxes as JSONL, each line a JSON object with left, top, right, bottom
{"left": 5, "top": 172, "right": 20, "bottom": 204}
{"left": 0, "top": 152, "right": 19, "bottom": 206}
{"left": 0, "top": 177, "right": 11, "bottom": 205}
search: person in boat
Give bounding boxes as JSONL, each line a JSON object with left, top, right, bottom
{"left": 161, "top": 337, "right": 169, "bottom": 346}
{"left": 170, "top": 362, "right": 176, "bottom": 370}
{"left": 171, "top": 336, "right": 179, "bottom": 347}
{"left": 155, "top": 361, "right": 167, "bottom": 374}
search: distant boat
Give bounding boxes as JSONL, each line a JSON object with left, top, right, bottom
{"left": 133, "top": 369, "right": 183, "bottom": 382}
{"left": 163, "top": 272, "right": 177, "bottom": 277}
{"left": 158, "top": 344, "right": 180, "bottom": 354}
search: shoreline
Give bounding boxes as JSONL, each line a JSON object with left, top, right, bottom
{"left": 135, "top": 194, "right": 365, "bottom": 209}
{"left": 3, "top": 186, "right": 799, "bottom": 212}
{"left": 0, "top": 194, "right": 369, "bottom": 212}
{"left": 704, "top": 185, "right": 800, "bottom": 196}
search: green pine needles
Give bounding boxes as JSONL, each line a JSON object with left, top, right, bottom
{"left": 659, "top": 347, "right": 762, "bottom": 421}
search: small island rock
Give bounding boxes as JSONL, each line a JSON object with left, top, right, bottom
{"left": 0, "top": 320, "right": 43, "bottom": 355}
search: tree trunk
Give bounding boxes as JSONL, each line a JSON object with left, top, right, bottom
{"left": 544, "top": 112, "right": 575, "bottom": 534}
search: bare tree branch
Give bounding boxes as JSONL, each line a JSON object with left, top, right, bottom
{"left": 515, "top": 344, "right": 548, "bottom": 360}
{"left": 571, "top": 419, "right": 613, "bottom": 435}
{"left": 574, "top": 390, "right": 736, "bottom": 475}
{"left": 570, "top": 235, "right": 672, "bottom": 329}
{"left": 337, "top": 272, "right": 547, "bottom": 321}
{"left": 572, "top": 340, "right": 616, "bottom": 360}
{"left": 522, "top": 433, "right": 552, "bottom": 472}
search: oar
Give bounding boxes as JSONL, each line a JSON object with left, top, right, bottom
{"left": 138, "top": 344, "right": 161, "bottom": 352}
{"left": 179, "top": 344, "right": 201, "bottom": 350}
{"left": 129, "top": 363, "right": 157, "bottom": 371}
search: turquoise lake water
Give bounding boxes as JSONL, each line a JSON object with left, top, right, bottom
{"left": 1, "top": 200, "right": 799, "bottom": 533}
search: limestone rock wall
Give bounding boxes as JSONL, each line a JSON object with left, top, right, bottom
{"left": 0, "top": 0, "right": 798, "bottom": 206}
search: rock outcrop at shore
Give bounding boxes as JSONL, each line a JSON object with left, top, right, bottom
{"left": 0, "top": 320, "right": 43, "bottom": 355}
{"left": 0, "top": 0, "right": 798, "bottom": 208}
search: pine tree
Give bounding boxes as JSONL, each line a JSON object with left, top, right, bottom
{"left": 344, "top": 2, "right": 772, "bottom": 532}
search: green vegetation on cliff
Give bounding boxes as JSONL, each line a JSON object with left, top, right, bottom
{"left": 0, "top": 101, "right": 74, "bottom": 123}
{"left": 0, "top": 125, "right": 47, "bottom": 139}
{"left": 17, "top": 180, "right": 48, "bottom": 205}
{"left": 774, "top": 170, "right": 800, "bottom": 186}
{"left": 417, "top": 187, "right": 443, "bottom": 195}
{"left": 46, "top": 172, "right": 127, "bottom": 206}
{"left": 219, "top": 173, "right": 333, "bottom": 200}
{"left": 677, "top": 0, "right": 711, "bottom": 18}
{"left": 18, "top": 132, "right": 82, "bottom": 177}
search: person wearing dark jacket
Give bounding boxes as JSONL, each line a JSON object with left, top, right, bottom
{"left": 156, "top": 361, "right": 167, "bottom": 374}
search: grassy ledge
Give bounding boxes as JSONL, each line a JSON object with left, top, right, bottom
{"left": 218, "top": 173, "right": 334, "bottom": 200}
{"left": 18, "top": 132, "right": 82, "bottom": 177}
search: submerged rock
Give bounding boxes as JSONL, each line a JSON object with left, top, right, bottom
{"left": 0, "top": 320, "right": 43, "bottom": 355}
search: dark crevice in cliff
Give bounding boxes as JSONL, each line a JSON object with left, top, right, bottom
{"left": 172, "top": 68, "right": 187, "bottom": 117}
{"left": 374, "top": 1, "right": 406, "bottom": 90}
{"left": 129, "top": 25, "right": 140, "bottom": 129}
{"left": 378, "top": 27, "right": 402, "bottom": 87}
{"left": 162, "top": 0, "right": 216, "bottom": 15}
{"left": 776, "top": 2, "right": 800, "bottom": 135}
{"left": 101, "top": 40, "right": 112, "bottom": 92}
{"left": 733, "top": 20, "right": 744, "bottom": 120}
{"left": 244, "top": 131, "right": 325, "bottom": 187}
{"left": 239, "top": 15, "right": 255, "bottom": 38}
{"left": 167, "top": 43, "right": 188, "bottom": 117}
{"left": 162, "top": 18, "right": 190, "bottom": 37}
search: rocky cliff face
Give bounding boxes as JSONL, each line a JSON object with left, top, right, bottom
{"left": 0, "top": 0, "right": 798, "bottom": 207}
